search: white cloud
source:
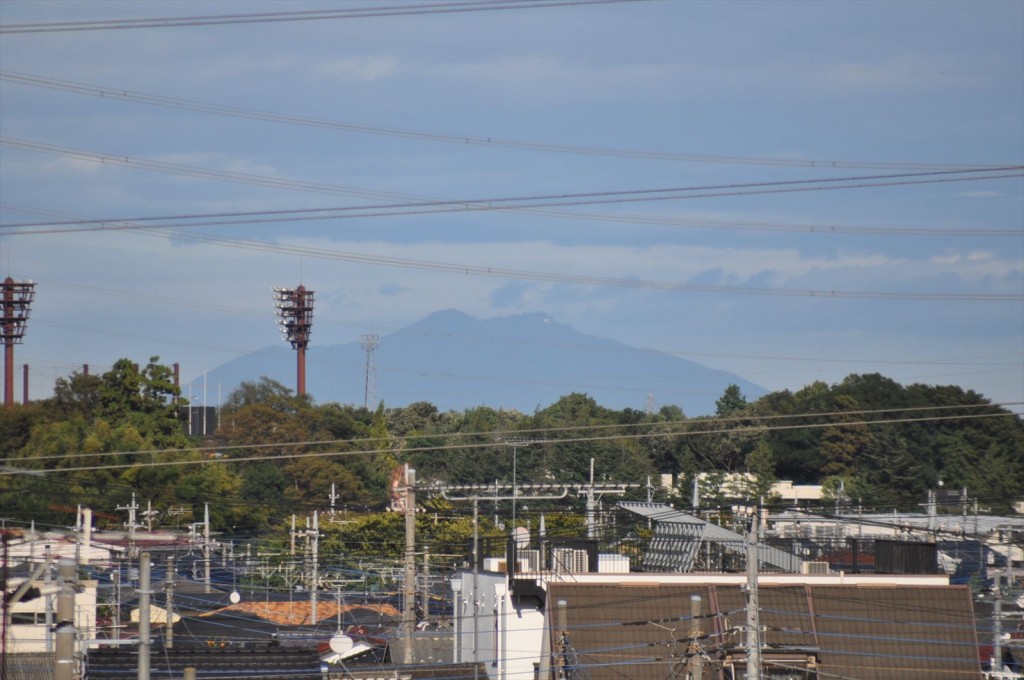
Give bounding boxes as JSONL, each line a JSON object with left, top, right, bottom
{"left": 316, "top": 56, "right": 401, "bottom": 82}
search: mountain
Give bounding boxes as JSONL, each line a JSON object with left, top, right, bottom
{"left": 190, "top": 310, "right": 766, "bottom": 416}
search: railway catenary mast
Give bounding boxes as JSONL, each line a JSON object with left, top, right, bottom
{"left": 1, "top": 277, "right": 35, "bottom": 406}
{"left": 272, "top": 285, "right": 314, "bottom": 397}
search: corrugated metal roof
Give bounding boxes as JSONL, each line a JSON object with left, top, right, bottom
{"left": 1, "top": 652, "right": 55, "bottom": 680}
{"left": 546, "top": 582, "right": 982, "bottom": 680}
{"left": 87, "top": 647, "right": 323, "bottom": 680}
{"left": 620, "top": 501, "right": 805, "bottom": 572}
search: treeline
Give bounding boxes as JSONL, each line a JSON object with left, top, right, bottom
{"left": 1, "top": 358, "right": 1020, "bottom": 533}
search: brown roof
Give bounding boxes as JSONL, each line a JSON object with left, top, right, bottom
{"left": 203, "top": 601, "right": 401, "bottom": 626}
{"left": 546, "top": 583, "right": 981, "bottom": 680}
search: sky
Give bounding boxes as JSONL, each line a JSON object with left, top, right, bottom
{"left": 1, "top": 0, "right": 1022, "bottom": 413}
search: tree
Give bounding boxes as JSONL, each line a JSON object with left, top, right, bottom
{"left": 818, "top": 395, "right": 869, "bottom": 478}
{"left": 715, "top": 384, "right": 748, "bottom": 417}
{"left": 221, "top": 377, "right": 297, "bottom": 413}
{"left": 743, "top": 439, "right": 778, "bottom": 503}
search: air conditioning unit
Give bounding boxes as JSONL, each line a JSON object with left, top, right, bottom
{"left": 801, "top": 561, "right": 831, "bottom": 575}
{"left": 517, "top": 549, "right": 541, "bottom": 572}
{"left": 551, "top": 548, "right": 589, "bottom": 574}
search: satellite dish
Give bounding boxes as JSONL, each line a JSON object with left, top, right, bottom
{"left": 329, "top": 634, "right": 354, "bottom": 654}
{"left": 229, "top": 591, "right": 241, "bottom": 604}
{"left": 514, "top": 526, "right": 530, "bottom": 548}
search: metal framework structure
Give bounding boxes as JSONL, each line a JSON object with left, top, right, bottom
{"left": 360, "top": 333, "right": 379, "bottom": 409}
{"left": 2, "top": 277, "right": 35, "bottom": 406}
{"left": 272, "top": 285, "right": 314, "bottom": 396}
{"left": 619, "top": 502, "right": 805, "bottom": 573}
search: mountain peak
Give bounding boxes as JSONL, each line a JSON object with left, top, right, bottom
{"left": 199, "top": 309, "right": 766, "bottom": 415}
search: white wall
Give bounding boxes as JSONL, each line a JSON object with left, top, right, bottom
{"left": 452, "top": 570, "right": 547, "bottom": 680}
{"left": 7, "top": 580, "right": 98, "bottom": 653}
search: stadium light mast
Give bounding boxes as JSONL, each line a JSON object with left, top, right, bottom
{"left": 2, "top": 277, "right": 35, "bottom": 406}
{"left": 272, "top": 285, "right": 314, "bottom": 396}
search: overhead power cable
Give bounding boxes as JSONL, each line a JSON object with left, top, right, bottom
{"left": 140, "top": 230, "right": 1024, "bottom": 302}
{"left": 4, "top": 166, "right": 1021, "bottom": 235}
{"left": 3, "top": 136, "right": 1018, "bottom": 237}
{"left": 3, "top": 408, "right": 1018, "bottom": 475}
{"left": 0, "top": 70, "right": 1006, "bottom": 172}
{"left": 0, "top": 0, "right": 652, "bottom": 33}
{"left": 5, "top": 221, "right": 1020, "bottom": 302}
{"left": 17, "top": 400, "right": 1020, "bottom": 463}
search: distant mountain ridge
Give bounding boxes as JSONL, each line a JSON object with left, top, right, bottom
{"left": 193, "top": 310, "right": 766, "bottom": 416}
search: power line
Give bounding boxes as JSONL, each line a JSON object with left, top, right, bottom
{"left": 13, "top": 401, "right": 1019, "bottom": 464}
{"left": 4, "top": 408, "right": 1018, "bottom": 475}
{"left": 0, "top": 71, "right": 1009, "bottom": 173}
{"left": 0, "top": 0, "right": 653, "bottom": 34}
{"left": 4, "top": 166, "right": 1021, "bottom": 234}
{"left": 3, "top": 136, "right": 1018, "bottom": 238}
{"left": 11, "top": 226, "right": 1019, "bottom": 303}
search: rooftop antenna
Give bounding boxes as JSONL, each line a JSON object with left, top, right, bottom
{"left": 273, "top": 285, "right": 315, "bottom": 396}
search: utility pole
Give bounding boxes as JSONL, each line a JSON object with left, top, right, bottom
{"left": 992, "top": 527, "right": 1011, "bottom": 674}
{"left": 734, "top": 505, "right": 761, "bottom": 680}
{"left": 44, "top": 545, "right": 53, "bottom": 653}
{"left": 581, "top": 459, "right": 632, "bottom": 539}
{"left": 54, "top": 558, "right": 76, "bottom": 680}
{"left": 138, "top": 552, "right": 151, "bottom": 680}
{"left": 497, "top": 437, "right": 540, "bottom": 528}
{"left": 117, "top": 493, "right": 140, "bottom": 558}
{"left": 310, "top": 511, "right": 319, "bottom": 625}
{"left": 203, "top": 504, "right": 211, "bottom": 594}
{"left": 165, "top": 555, "right": 174, "bottom": 649}
{"left": 689, "top": 595, "right": 704, "bottom": 680}
{"left": 402, "top": 467, "right": 416, "bottom": 664}
{"left": 422, "top": 545, "right": 430, "bottom": 621}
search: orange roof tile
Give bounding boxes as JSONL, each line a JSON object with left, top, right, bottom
{"left": 202, "top": 601, "right": 401, "bottom": 626}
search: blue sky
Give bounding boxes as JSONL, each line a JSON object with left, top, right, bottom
{"left": 1, "top": 0, "right": 1022, "bottom": 411}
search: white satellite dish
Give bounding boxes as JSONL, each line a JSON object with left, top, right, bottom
{"left": 229, "top": 591, "right": 241, "bottom": 604}
{"left": 329, "top": 634, "right": 354, "bottom": 654}
{"left": 514, "top": 526, "right": 530, "bottom": 548}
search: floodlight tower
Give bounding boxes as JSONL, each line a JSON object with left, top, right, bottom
{"left": 2, "top": 277, "right": 35, "bottom": 406}
{"left": 272, "top": 285, "right": 314, "bottom": 396}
